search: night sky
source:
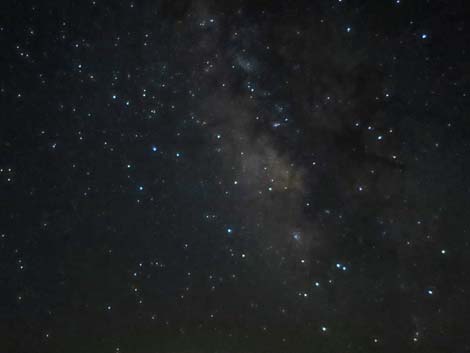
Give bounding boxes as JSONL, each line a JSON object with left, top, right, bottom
{"left": 2, "top": 1, "right": 470, "bottom": 352}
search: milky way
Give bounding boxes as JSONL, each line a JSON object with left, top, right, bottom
{"left": 2, "top": 1, "right": 470, "bottom": 352}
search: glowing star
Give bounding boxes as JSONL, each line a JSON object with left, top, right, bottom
{"left": 226, "top": 228, "right": 233, "bottom": 234}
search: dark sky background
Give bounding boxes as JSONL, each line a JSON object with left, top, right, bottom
{"left": 2, "top": 0, "right": 470, "bottom": 352}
